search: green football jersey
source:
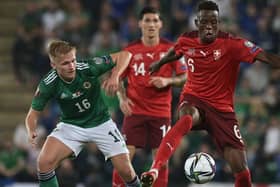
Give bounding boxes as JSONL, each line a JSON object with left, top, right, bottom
{"left": 32, "top": 56, "right": 115, "bottom": 128}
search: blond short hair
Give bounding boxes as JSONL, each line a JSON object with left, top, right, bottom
{"left": 47, "top": 40, "right": 76, "bottom": 62}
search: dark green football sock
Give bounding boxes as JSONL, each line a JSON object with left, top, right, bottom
{"left": 38, "top": 170, "right": 59, "bottom": 187}
{"left": 126, "top": 176, "right": 141, "bottom": 187}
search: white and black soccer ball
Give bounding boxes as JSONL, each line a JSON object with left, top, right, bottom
{"left": 184, "top": 152, "right": 216, "bottom": 184}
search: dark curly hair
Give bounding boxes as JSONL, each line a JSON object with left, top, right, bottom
{"left": 197, "top": 0, "right": 219, "bottom": 12}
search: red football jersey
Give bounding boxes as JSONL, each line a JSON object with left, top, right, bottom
{"left": 175, "top": 31, "right": 263, "bottom": 112}
{"left": 123, "top": 39, "right": 187, "bottom": 117}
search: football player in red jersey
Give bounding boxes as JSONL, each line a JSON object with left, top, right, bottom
{"left": 141, "top": 1, "right": 280, "bottom": 187}
{"left": 112, "top": 6, "right": 187, "bottom": 187}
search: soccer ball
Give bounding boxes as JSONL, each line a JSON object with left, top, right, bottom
{"left": 184, "top": 152, "right": 216, "bottom": 184}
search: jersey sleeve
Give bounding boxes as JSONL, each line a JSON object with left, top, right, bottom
{"left": 174, "top": 36, "right": 188, "bottom": 56}
{"left": 172, "top": 57, "right": 188, "bottom": 75}
{"left": 230, "top": 38, "right": 263, "bottom": 64}
{"left": 88, "top": 55, "right": 115, "bottom": 76}
{"left": 31, "top": 81, "right": 53, "bottom": 111}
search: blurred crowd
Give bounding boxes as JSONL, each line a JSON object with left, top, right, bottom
{"left": 1, "top": 0, "right": 280, "bottom": 186}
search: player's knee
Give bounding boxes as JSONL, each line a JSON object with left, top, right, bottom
{"left": 37, "top": 153, "right": 56, "bottom": 171}
{"left": 179, "top": 105, "right": 200, "bottom": 125}
{"left": 234, "top": 163, "right": 248, "bottom": 173}
{"left": 178, "top": 104, "right": 192, "bottom": 117}
{"left": 224, "top": 147, "right": 249, "bottom": 173}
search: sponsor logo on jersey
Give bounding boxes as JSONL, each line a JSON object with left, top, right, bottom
{"left": 83, "top": 81, "right": 91, "bottom": 89}
{"left": 60, "top": 92, "right": 68, "bottom": 99}
{"left": 146, "top": 52, "right": 155, "bottom": 59}
{"left": 166, "top": 142, "right": 174, "bottom": 152}
{"left": 213, "top": 49, "right": 221, "bottom": 60}
{"left": 199, "top": 50, "right": 207, "bottom": 57}
{"left": 72, "top": 91, "right": 83, "bottom": 99}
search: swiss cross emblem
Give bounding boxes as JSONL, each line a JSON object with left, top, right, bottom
{"left": 187, "top": 48, "right": 195, "bottom": 56}
{"left": 133, "top": 53, "right": 143, "bottom": 61}
{"left": 213, "top": 49, "right": 221, "bottom": 60}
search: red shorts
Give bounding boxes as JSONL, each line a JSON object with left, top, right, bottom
{"left": 180, "top": 94, "right": 245, "bottom": 153}
{"left": 122, "top": 115, "right": 171, "bottom": 149}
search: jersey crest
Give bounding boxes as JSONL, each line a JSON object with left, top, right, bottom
{"left": 133, "top": 53, "right": 143, "bottom": 61}
{"left": 213, "top": 49, "right": 222, "bottom": 61}
{"left": 83, "top": 81, "right": 91, "bottom": 89}
{"left": 187, "top": 48, "right": 195, "bottom": 56}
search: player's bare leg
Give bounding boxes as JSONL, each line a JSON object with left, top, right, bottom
{"left": 37, "top": 137, "right": 73, "bottom": 187}
{"left": 111, "top": 153, "right": 141, "bottom": 187}
{"left": 112, "top": 145, "right": 136, "bottom": 187}
{"left": 223, "top": 147, "right": 252, "bottom": 187}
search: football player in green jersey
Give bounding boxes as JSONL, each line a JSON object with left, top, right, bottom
{"left": 25, "top": 40, "right": 141, "bottom": 187}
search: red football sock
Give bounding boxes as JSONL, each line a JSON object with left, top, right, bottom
{"left": 153, "top": 167, "right": 168, "bottom": 187}
{"left": 234, "top": 169, "right": 252, "bottom": 187}
{"left": 152, "top": 115, "right": 192, "bottom": 170}
{"left": 112, "top": 169, "right": 125, "bottom": 187}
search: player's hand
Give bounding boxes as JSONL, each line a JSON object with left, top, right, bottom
{"left": 149, "top": 61, "right": 161, "bottom": 74}
{"left": 119, "top": 97, "right": 134, "bottom": 116}
{"left": 102, "top": 75, "right": 119, "bottom": 96}
{"left": 149, "top": 76, "right": 170, "bottom": 89}
{"left": 27, "top": 130, "right": 38, "bottom": 148}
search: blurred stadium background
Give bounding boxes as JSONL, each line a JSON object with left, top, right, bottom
{"left": 0, "top": 0, "right": 279, "bottom": 186}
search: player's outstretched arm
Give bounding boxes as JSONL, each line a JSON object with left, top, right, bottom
{"left": 149, "top": 47, "right": 183, "bottom": 74}
{"left": 103, "top": 51, "right": 132, "bottom": 96}
{"left": 110, "top": 51, "right": 132, "bottom": 77}
{"left": 256, "top": 51, "right": 280, "bottom": 68}
{"left": 25, "top": 108, "right": 41, "bottom": 148}
{"left": 149, "top": 73, "right": 187, "bottom": 88}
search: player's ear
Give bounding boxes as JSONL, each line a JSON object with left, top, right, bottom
{"left": 138, "top": 20, "right": 142, "bottom": 28}
{"left": 50, "top": 62, "right": 56, "bottom": 69}
{"left": 159, "top": 20, "right": 163, "bottom": 29}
